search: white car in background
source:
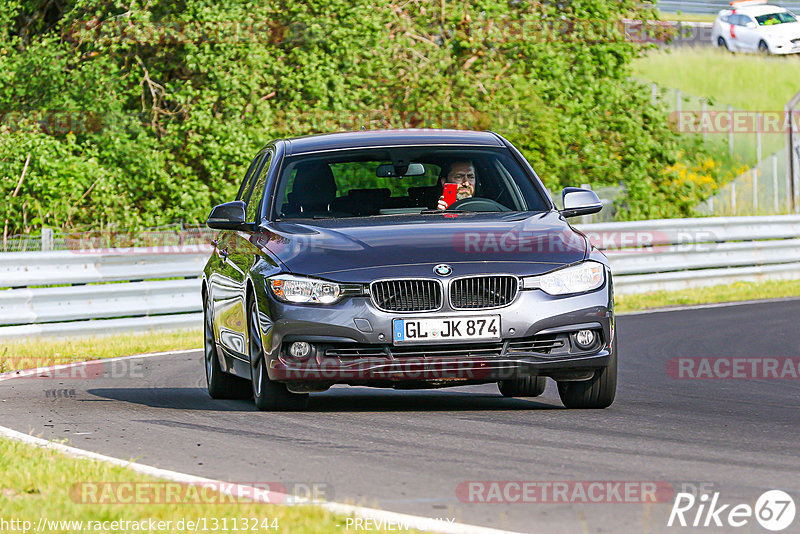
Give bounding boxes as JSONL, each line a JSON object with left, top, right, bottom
{"left": 711, "top": 0, "right": 800, "bottom": 54}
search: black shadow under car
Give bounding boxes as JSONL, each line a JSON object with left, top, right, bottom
{"left": 202, "top": 129, "right": 616, "bottom": 410}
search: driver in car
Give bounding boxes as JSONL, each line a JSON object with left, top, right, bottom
{"left": 437, "top": 160, "right": 476, "bottom": 210}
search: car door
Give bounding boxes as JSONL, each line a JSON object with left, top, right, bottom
{"left": 216, "top": 150, "right": 274, "bottom": 360}
{"left": 210, "top": 152, "right": 268, "bottom": 359}
{"left": 714, "top": 13, "right": 732, "bottom": 46}
{"left": 735, "top": 14, "right": 760, "bottom": 51}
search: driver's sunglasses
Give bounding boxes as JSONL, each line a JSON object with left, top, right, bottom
{"left": 448, "top": 172, "right": 475, "bottom": 184}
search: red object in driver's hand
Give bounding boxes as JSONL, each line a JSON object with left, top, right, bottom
{"left": 443, "top": 183, "right": 457, "bottom": 208}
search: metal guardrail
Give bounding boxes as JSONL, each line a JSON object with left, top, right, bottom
{"left": 657, "top": 1, "right": 800, "bottom": 13}
{"left": 0, "top": 247, "right": 210, "bottom": 339}
{"left": 581, "top": 215, "right": 800, "bottom": 293}
{"left": 0, "top": 216, "right": 798, "bottom": 339}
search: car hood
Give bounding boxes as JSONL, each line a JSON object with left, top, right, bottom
{"left": 763, "top": 22, "right": 800, "bottom": 38}
{"left": 253, "top": 212, "right": 588, "bottom": 282}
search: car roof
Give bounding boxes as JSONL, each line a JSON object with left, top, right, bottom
{"left": 724, "top": 4, "right": 786, "bottom": 16}
{"left": 282, "top": 129, "right": 505, "bottom": 156}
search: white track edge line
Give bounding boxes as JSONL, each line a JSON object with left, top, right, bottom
{"left": 617, "top": 296, "right": 800, "bottom": 316}
{"left": 0, "top": 348, "right": 202, "bottom": 383}
{"left": 0, "top": 356, "right": 523, "bottom": 534}
{"left": 0, "top": 425, "right": 522, "bottom": 534}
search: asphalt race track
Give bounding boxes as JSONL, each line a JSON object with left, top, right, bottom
{"left": 2, "top": 299, "right": 799, "bottom": 533}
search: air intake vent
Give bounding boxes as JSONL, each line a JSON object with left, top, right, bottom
{"left": 370, "top": 279, "right": 442, "bottom": 312}
{"left": 450, "top": 276, "right": 518, "bottom": 309}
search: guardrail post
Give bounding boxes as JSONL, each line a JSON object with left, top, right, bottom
{"left": 651, "top": 82, "right": 657, "bottom": 104}
{"left": 786, "top": 103, "right": 797, "bottom": 213}
{"left": 752, "top": 168, "right": 758, "bottom": 213}
{"left": 756, "top": 113, "right": 762, "bottom": 166}
{"left": 773, "top": 154, "right": 779, "bottom": 213}
{"left": 729, "top": 105, "right": 734, "bottom": 156}
{"left": 702, "top": 99, "right": 707, "bottom": 141}
{"left": 41, "top": 227, "right": 53, "bottom": 252}
{"left": 731, "top": 182, "right": 736, "bottom": 214}
{"left": 676, "top": 89, "right": 681, "bottom": 115}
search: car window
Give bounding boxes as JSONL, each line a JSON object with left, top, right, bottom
{"left": 756, "top": 12, "right": 797, "bottom": 25}
{"left": 329, "top": 161, "right": 442, "bottom": 196}
{"left": 273, "top": 147, "right": 549, "bottom": 219}
{"left": 236, "top": 154, "right": 264, "bottom": 201}
{"left": 245, "top": 151, "right": 272, "bottom": 222}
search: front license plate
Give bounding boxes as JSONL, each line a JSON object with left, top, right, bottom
{"left": 392, "top": 316, "right": 501, "bottom": 345}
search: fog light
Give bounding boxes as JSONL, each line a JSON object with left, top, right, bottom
{"left": 289, "top": 341, "right": 312, "bottom": 359}
{"left": 574, "top": 330, "right": 596, "bottom": 349}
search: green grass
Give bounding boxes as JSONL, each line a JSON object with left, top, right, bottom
{"left": 656, "top": 11, "right": 717, "bottom": 23}
{"left": 0, "top": 330, "right": 202, "bottom": 373}
{"left": 616, "top": 278, "right": 800, "bottom": 313}
{"left": 633, "top": 48, "right": 800, "bottom": 172}
{"left": 633, "top": 48, "right": 800, "bottom": 111}
{"left": 0, "top": 437, "right": 410, "bottom": 533}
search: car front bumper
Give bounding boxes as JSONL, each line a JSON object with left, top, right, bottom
{"left": 257, "top": 281, "right": 614, "bottom": 387}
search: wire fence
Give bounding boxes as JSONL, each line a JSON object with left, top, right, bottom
{"left": 697, "top": 148, "right": 793, "bottom": 215}
{"left": 657, "top": 0, "right": 800, "bottom": 13}
{"left": 648, "top": 82, "right": 783, "bottom": 169}
{"left": 647, "top": 82, "right": 797, "bottom": 215}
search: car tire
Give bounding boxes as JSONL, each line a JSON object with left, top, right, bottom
{"left": 498, "top": 376, "right": 546, "bottom": 397}
{"left": 758, "top": 40, "right": 769, "bottom": 54}
{"left": 204, "top": 289, "right": 251, "bottom": 399}
{"left": 248, "top": 296, "right": 309, "bottom": 411}
{"left": 557, "top": 339, "right": 617, "bottom": 409}
{"left": 717, "top": 36, "right": 729, "bottom": 50}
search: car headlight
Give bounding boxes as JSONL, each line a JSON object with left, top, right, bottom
{"left": 522, "top": 262, "right": 605, "bottom": 296}
{"left": 269, "top": 274, "right": 355, "bottom": 304}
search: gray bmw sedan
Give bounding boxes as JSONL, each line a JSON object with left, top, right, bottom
{"left": 203, "top": 129, "right": 616, "bottom": 411}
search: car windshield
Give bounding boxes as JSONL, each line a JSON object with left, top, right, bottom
{"left": 756, "top": 12, "right": 796, "bottom": 25}
{"left": 273, "top": 147, "right": 550, "bottom": 219}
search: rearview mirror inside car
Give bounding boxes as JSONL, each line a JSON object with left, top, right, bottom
{"left": 206, "top": 200, "right": 248, "bottom": 230}
{"left": 560, "top": 187, "right": 602, "bottom": 218}
{"left": 376, "top": 162, "right": 426, "bottom": 177}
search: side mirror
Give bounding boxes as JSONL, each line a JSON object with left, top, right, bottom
{"left": 206, "top": 200, "right": 247, "bottom": 230}
{"left": 745, "top": 21, "right": 757, "bottom": 29}
{"left": 560, "top": 187, "right": 602, "bottom": 218}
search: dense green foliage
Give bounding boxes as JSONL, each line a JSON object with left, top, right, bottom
{"left": 1, "top": 0, "right": 718, "bottom": 234}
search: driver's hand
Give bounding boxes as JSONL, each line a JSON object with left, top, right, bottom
{"left": 437, "top": 196, "right": 448, "bottom": 210}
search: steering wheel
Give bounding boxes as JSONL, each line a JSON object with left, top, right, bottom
{"left": 447, "top": 197, "right": 511, "bottom": 212}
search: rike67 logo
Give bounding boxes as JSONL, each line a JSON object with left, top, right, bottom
{"left": 668, "top": 490, "right": 796, "bottom": 531}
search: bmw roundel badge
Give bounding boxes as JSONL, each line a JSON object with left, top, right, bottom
{"left": 434, "top": 264, "right": 452, "bottom": 276}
